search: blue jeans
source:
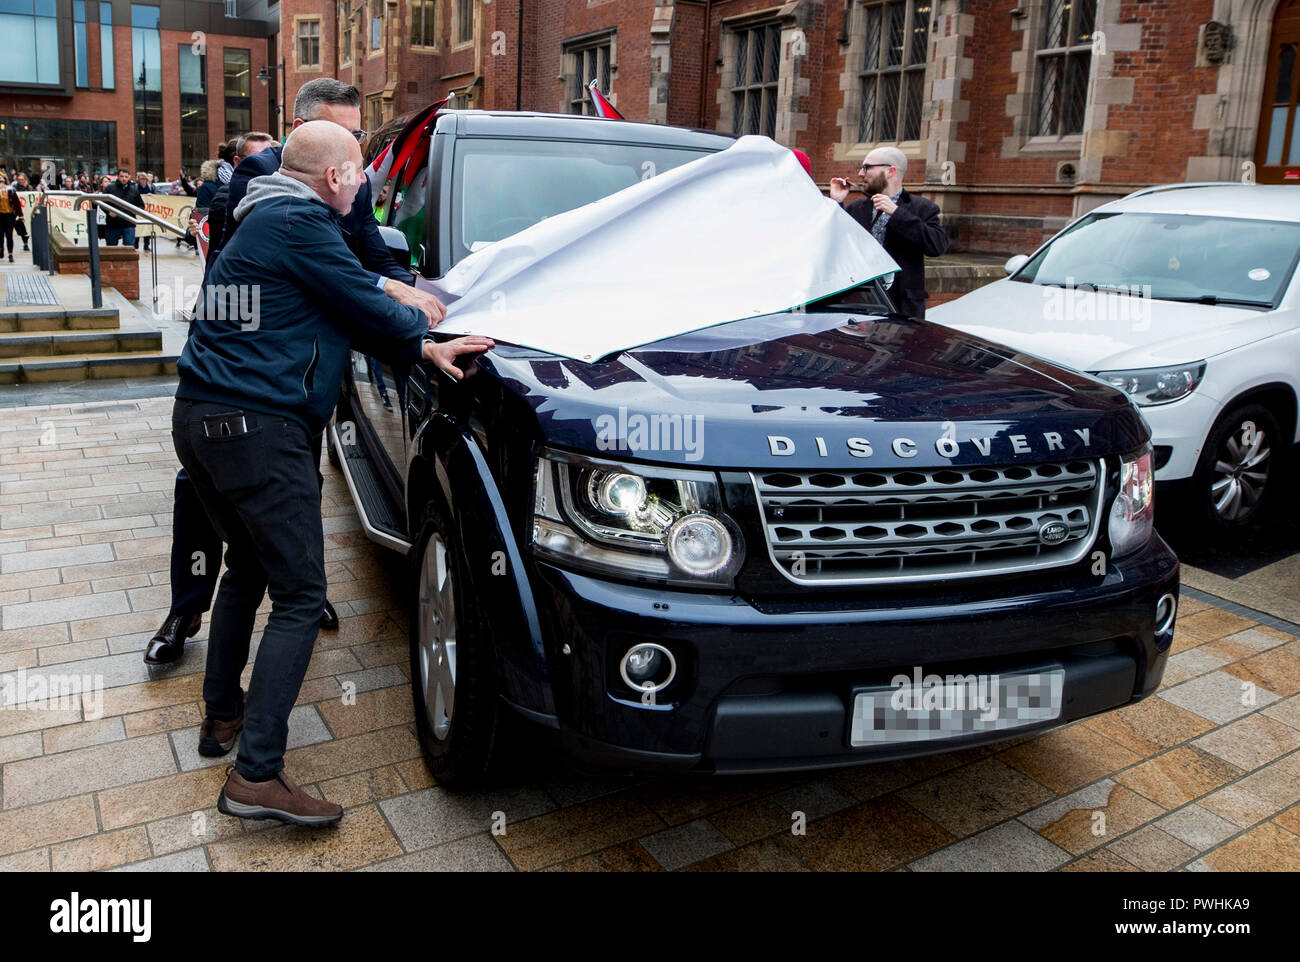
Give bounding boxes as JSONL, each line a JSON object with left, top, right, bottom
{"left": 171, "top": 399, "right": 326, "bottom": 780}
{"left": 104, "top": 226, "right": 135, "bottom": 246}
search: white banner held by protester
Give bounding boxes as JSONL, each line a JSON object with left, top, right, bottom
{"left": 418, "top": 135, "right": 900, "bottom": 362}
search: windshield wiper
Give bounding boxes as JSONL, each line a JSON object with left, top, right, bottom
{"left": 1157, "top": 294, "right": 1273, "bottom": 308}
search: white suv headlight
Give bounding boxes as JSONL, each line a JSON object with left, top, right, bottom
{"left": 1094, "top": 363, "right": 1205, "bottom": 406}
{"left": 531, "top": 452, "right": 744, "bottom": 587}
{"left": 1108, "top": 445, "right": 1155, "bottom": 558}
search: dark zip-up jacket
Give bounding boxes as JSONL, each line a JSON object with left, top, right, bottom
{"left": 845, "top": 189, "right": 949, "bottom": 319}
{"left": 176, "top": 173, "right": 426, "bottom": 433}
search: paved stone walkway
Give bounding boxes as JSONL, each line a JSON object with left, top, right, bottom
{"left": 1, "top": 397, "right": 1298, "bottom": 871}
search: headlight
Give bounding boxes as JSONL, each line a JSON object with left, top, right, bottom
{"left": 1094, "top": 363, "right": 1205, "bottom": 406}
{"left": 1108, "top": 445, "right": 1155, "bottom": 558}
{"left": 531, "top": 452, "right": 744, "bottom": 587}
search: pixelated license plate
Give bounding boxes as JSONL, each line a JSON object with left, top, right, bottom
{"left": 848, "top": 668, "right": 1064, "bottom": 747}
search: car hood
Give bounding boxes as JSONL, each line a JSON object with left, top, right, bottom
{"left": 928, "top": 278, "right": 1279, "bottom": 371}
{"left": 481, "top": 311, "right": 1147, "bottom": 469}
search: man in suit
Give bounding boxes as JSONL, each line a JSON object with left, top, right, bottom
{"left": 829, "top": 147, "right": 949, "bottom": 318}
{"left": 145, "top": 79, "right": 445, "bottom": 665}
{"left": 217, "top": 79, "right": 421, "bottom": 294}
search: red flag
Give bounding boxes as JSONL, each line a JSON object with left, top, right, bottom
{"left": 366, "top": 97, "right": 449, "bottom": 196}
{"left": 586, "top": 79, "right": 624, "bottom": 119}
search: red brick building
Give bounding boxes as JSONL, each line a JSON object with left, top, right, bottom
{"left": 10, "top": 1, "right": 1295, "bottom": 255}
{"left": 273, "top": 1, "right": 1300, "bottom": 255}
{"left": 0, "top": 0, "right": 277, "bottom": 182}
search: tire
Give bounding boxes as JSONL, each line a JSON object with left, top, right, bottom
{"left": 408, "top": 501, "right": 503, "bottom": 787}
{"left": 1186, "top": 403, "right": 1281, "bottom": 540}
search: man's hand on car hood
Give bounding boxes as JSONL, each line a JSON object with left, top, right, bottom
{"left": 384, "top": 277, "right": 447, "bottom": 328}
{"left": 423, "top": 335, "right": 495, "bottom": 380}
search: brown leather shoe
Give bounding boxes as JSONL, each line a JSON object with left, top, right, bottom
{"left": 143, "top": 612, "right": 202, "bottom": 665}
{"left": 217, "top": 768, "right": 343, "bottom": 828}
{"left": 197, "top": 691, "right": 245, "bottom": 757}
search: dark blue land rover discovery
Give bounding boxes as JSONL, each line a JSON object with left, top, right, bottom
{"left": 330, "top": 110, "right": 1180, "bottom": 784}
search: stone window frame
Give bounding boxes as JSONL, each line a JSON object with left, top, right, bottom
{"left": 368, "top": 0, "right": 385, "bottom": 59}
{"left": 1031, "top": 0, "right": 1098, "bottom": 138}
{"left": 366, "top": 92, "right": 385, "bottom": 131}
{"left": 294, "top": 16, "right": 322, "bottom": 72}
{"left": 717, "top": 5, "right": 811, "bottom": 147}
{"left": 338, "top": 1, "right": 354, "bottom": 67}
{"left": 1005, "top": 0, "right": 1092, "bottom": 157}
{"left": 856, "top": 0, "right": 932, "bottom": 144}
{"left": 835, "top": 0, "right": 930, "bottom": 166}
{"left": 452, "top": 0, "right": 475, "bottom": 51}
{"left": 410, "top": 0, "right": 441, "bottom": 52}
{"left": 729, "top": 17, "right": 782, "bottom": 138}
{"left": 560, "top": 29, "right": 618, "bottom": 116}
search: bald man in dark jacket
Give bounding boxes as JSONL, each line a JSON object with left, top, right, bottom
{"left": 831, "top": 148, "right": 949, "bottom": 318}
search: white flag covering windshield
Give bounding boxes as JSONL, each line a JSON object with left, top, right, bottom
{"left": 418, "top": 135, "right": 900, "bottom": 362}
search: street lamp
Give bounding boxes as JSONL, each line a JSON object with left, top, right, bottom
{"left": 256, "top": 60, "right": 286, "bottom": 140}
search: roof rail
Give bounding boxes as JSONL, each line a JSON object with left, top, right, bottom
{"left": 1120, "top": 181, "right": 1245, "bottom": 200}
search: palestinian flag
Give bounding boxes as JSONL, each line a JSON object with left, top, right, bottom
{"left": 392, "top": 161, "right": 432, "bottom": 262}
{"left": 366, "top": 97, "right": 449, "bottom": 205}
{"left": 587, "top": 79, "right": 624, "bottom": 119}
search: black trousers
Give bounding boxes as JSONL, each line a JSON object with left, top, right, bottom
{"left": 166, "top": 435, "right": 324, "bottom": 617}
{"left": 0, "top": 213, "right": 14, "bottom": 257}
{"left": 171, "top": 399, "right": 326, "bottom": 779}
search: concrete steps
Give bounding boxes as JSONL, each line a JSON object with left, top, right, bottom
{"left": 0, "top": 352, "right": 179, "bottom": 384}
{"left": 0, "top": 308, "right": 121, "bottom": 333}
{"left": 0, "top": 330, "right": 163, "bottom": 358}
{"left": 0, "top": 307, "right": 176, "bottom": 384}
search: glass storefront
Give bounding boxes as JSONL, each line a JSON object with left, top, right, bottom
{"left": 179, "top": 42, "right": 208, "bottom": 174}
{"left": 0, "top": 0, "right": 60, "bottom": 86}
{"left": 224, "top": 48, "right": 252, "bottom": 141}
{"left": 131, "top": 3, "right": 162, "bottom": 173}
{"left": 0, "top": 118, "right": 118, "bottom": 182}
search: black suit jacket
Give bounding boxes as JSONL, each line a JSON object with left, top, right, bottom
{"left": 216, "top": 144, "right": 411, "bottom": 285}
{"left": 845, "top": 189, "right": 949, "bottom": 318}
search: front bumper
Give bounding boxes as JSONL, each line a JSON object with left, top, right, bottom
{"left": 1137, "top": 390, "right": 1219, "bottom": 482}
{"left": 522, "top": 535, "right": 1180, "bottom": 775}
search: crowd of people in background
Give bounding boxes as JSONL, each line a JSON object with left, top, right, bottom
{"left": 0, "top": 143, "right": 255, "bottom": 255}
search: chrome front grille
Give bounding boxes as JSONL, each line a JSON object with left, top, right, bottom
{"left": 751, "top": 460, "right": 1105, "bottom": 585}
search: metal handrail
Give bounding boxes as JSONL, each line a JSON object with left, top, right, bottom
{"left": 44, "top": 190, "right": 191, "bottom": 239}
{"left": 46, "top": 190, "right": 200, "bottom": 311}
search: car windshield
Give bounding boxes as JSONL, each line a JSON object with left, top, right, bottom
{"left": 1011, "top": 211, "right": 1300, "bottom": 307}
{"left": 450, "top": 138, "right": 715, "bottom": 266}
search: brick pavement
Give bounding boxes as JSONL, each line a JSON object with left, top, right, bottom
{"left": 1, "top": 396, "right": 1298, "bottom": 871}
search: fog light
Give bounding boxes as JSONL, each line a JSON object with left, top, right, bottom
{"left": 1155, "top": 593, "right": 1177, "bottom": 636}
{"left": 666, "top": 513, "right": 732, "bottom": 576}
{"left": 620, "top": 643, "right": 676, "bottom": 693}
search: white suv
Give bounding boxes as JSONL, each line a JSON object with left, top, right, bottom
{"left": 929, "top": 183, "right": 1300, "bottom": 540}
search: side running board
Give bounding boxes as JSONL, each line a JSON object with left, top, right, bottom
{"left": 328, "top": 420, "right": 412, "bottom": 555}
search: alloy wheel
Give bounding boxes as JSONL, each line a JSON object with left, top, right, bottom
{"left": 1211, "top": 422, "right": 1271, "bottom": 522}
{"left": 417, "top": 533, "right": 457, "bottom": 741}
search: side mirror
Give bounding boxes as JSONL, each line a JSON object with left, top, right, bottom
{"left": 378, "top": 225, "right": 410, "bottom": 267}
{"left": 1004, "top": 254, "right": 1030, "bottom": 276}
